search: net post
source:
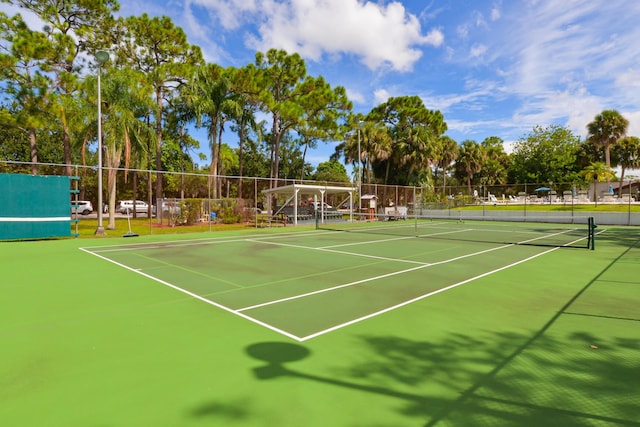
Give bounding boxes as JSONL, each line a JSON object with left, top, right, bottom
{"left": 588, "top": 217, "right": 596, "bottom": 250}
{"left": 413, "top": 186, "right": 422, "bottom": 235}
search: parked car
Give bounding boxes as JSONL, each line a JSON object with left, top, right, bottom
{"left": 311, "top": 201, "right": 333, "bottom": 210}
{"left": 160, "top": 200, "right": 181, "bottom": 216}
{"left": 339, "top": 201, "right": 354, "bottom": 209}
{"left": 118, "top": 200, "right": 149, "bottom": 214}
{"left": 71, "top": 200, "right": 93, "bottom": 215}
{"left": 243, "top": 207, "right": 264, "bottom": 215}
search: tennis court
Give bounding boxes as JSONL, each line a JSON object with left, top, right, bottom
{"left": 2, "top": 220, "right": 639, "bottom": 426}
{"left": 81, "top": 218, "right": 596, "bottom": 341}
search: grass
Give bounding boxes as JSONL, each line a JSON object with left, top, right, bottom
{"left": 72, "top": 217, "right": 264, "bottom": 238}
{"left": 458, "top": 203, "right": 640, "bottom": 212}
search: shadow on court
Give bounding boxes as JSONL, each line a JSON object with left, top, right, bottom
{"left": 246, "top": 341, "right": 437, "bottom": 405}
{"left": 245, "top": 238, "right": 640, "bottom": 427}
{"left": 190, "top": 235, "right": 640, "bottom": 426}
{"left": 245, "top": 333, "right": 639, "bottom": 426}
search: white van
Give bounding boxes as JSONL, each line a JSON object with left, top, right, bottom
{"left": 118, "top": 200, "right": 149, "bottom": 214}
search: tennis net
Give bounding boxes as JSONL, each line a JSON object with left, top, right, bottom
{"left": 317, "top": 212, "right": 596, "bottom": 249}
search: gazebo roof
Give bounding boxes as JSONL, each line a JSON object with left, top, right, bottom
{"left": 261, "top": 183, "right": 355, "bottom": 196}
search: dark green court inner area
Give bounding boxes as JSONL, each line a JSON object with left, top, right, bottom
{"left": 87, "top": 228, "right": 589, "bottom": 339}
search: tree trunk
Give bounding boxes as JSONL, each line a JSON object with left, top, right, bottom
{"left": 442, "top": 166, "right": 447, "bottom": 196}
{"left": 132, "top": 169, "right": 138, "bottom": 219}
{"left": 107, "top": 163, "right": 118, "bottom": 230}
{"left": 604, "top": 143, "right": 612, "bottom": 185}
{"left": 29, "top": 127, "right": 38, "bottom": 175}
{"left": 209, "top": 121, "right": 219, "bottom": 199}
{"left": 180, "top": 125, "right": 185, "bottom": 200}
{"left": 155, "top": 89, "right": 163, "bottom": 203}
{"left": 238, "top": 122, "right": 245, "bottom": 198}
{"left": 300, "top": 140, "right": 309, "bottom": 182}
{"left": 63, "top": 127, "right": 73, "bottom": 176}
{"left": 270, "top": 112, "right": 281, "bottom": 189}
{"left": 217, "top": 118, "right": 226, "bottom": 198}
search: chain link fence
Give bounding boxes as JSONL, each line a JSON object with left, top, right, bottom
{"left": 2, "top": 160, "right": 639, "bottom": 226}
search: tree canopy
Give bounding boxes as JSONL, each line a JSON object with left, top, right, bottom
{"left": 508, "top": 125, "right": 582, "bottom": 185}
{"left": 0, "top": 2, "right": 638, "bottom": 207}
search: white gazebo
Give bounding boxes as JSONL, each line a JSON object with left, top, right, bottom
{"left": 262, "top": 183, "right": 356, "bottom": 225}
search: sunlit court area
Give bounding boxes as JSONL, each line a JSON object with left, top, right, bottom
{"left": 2, "top": 213, "right": 639, "bottom": 426}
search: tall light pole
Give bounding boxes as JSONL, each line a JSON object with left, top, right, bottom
{"left": 357, "top": 126, "right": 361, "bottom": 214}
{"left": 94, "top": 51, "right": 109, "bottom": 235}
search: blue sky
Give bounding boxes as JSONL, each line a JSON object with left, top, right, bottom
{"left": 4, "top": 0, "right": 640, "bottom": 172}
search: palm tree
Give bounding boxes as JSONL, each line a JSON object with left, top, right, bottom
{"left": 361, "top": 121, "right": 393, "bottom": 186}
{"left": 228, "top": 64, "right": 261, "bottom": 198}
{"left": 612, "top": 136, "right": 640, "bottom": 193}
{"left": 586, "top": 110, "right": 629, "bottom": 178}
{"left": 454, "top": 140, "right": 485, "bottom": 195}
{"left": 581, "top": 162, "right": 615, "bottom": 206}
{"left": 189, "top": 64, "right": 238, "bottom": 199}
{"left": 434, "top": 135, "right": 458, "bottom": 195}
{"left": 98, "top": 68, "right": 155, "bottom": 229}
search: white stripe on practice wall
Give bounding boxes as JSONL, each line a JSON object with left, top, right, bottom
{"left": 0, "top": 217, "right": 70, "bottom": 222}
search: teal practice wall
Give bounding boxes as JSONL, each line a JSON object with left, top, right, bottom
{"left": 0, "top": 174, "right": 73, "bottom": 240}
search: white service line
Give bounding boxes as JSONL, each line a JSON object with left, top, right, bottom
{"left": 245, "top": 228, "right": 472, "bottom": 265}
{"left": 318, "top": 228, "right": 469, "bottom": 249}
{"left": 80, "top": 227, "right": 598, "bottom": 343}
{"left": 299, "top": 245, "right": 561, "bottom": 341}
{"left": 79, "top": 247, "right": 304, "bottom": 341}
{"left": 82, "top": 229, "right": 323, "bottom": 253}
{"left": 237, "top": 242, "right": 515, "bottom": 312}
{"left": 245, "top": 238, "right": 428, "bottom": 265}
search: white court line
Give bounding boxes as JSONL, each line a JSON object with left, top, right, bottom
{"left": 83, "top": 229, "right": 323, "bottom": 253}
{"left": 299, "top": 246, "right": 561, "bottom": 341}
{"left": 237, "top": 242, "right": 514, "bottom": 312}
{"left": 80, "top": 227, "right": 596, "bottom": 342}
{"left": 245, "top": 239, "right": 429, "bottom": 265}
{"left": 79, "top": 247, "right": 304, "bottom": 341}
{"left": 318, "top": 227, "right": 469, "bottom": 249}
{"left": 237, "top": 228, "right": 584, "bottom": 313}
{"left": 297, "top": 231, "right": 594, "bottom": 341}
{"left": 245, "top": 228, "right": 472, "bottom": 265}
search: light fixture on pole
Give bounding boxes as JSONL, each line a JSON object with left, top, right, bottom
{"left": 94, "top": 51, "right": 109, "bottom": 236}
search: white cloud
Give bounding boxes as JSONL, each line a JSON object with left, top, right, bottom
{"left": 623, "top": 111, "right": 640, "bottom": 138}
{"left": 502, "top": 140, "right": 516, "bottom": 155}
{"left": 616, "top": 69, "right": 640, "bottom": 88}
{"left": 374, "top": 89, "right": 391, "bottom": 104}
{"left": 346, "top": 87, "right": 366, "bottom": 105}
{"left": 186, "top": 0, "right": 259, "bottom": 31}
{"left": 491, "top": 6, "right": 501, "bottom": 21}
{"left": 456, "top": 24, "right": 469, "bottom": 39}
{"left": 187, "top": 0, "right": 443, "bottom": 72}
{"left": 439, "top": 0, "right": 640, "bottom": 142}
{"left": 473, "top": 11, "right": 487, "bottom": 28}
{"left": 469, "top": 43, "right": 488, "bottom": 58}
{"left": 0, "top": 3, "right": 44, "bottom": 30}
{"left": 424, "top": 28, "right": 445, "bottom": 47}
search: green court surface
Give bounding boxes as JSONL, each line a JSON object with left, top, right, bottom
{"left": 1, "top": 224, "right": 639, "bottom": 426}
